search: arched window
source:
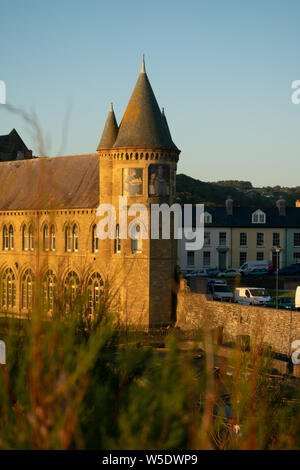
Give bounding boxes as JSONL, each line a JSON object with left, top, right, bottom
{"left": 8, "top": 225, "right": 14, "bottom": 250}
{"left": 3, "top": 225, "right": 8, "bottom": 250}
{"left": 65, "top": 225, "right": 72, "bottom": 252}
{"left": 50, "top": 225, "right": 56, "bottom": 251}
{"left": 64, "top": 271, "right": 80, "bottom": 302}
{"left": 21, "top": 269, "right": 34, "bottom": 310}
{"left": 72, "top": 224, "right": 78, "bottom": 252}
{"left": 201, "top": 212, "right": 212, "bottom": 224}
{"left": 43, "top": 225, "right": 49, "bottom": 251}
{"left": 29, "top": 225, "right": 34, "bottom": 251}
{"left": 87, "top": 272, "right": 104, "bottom": 314}
{"left": 114, "top": 224, "right": 121, "bottom": 254}
{"left": 1, "top": 268, "right": 16, "bottom": 310}
{"left": 252, "top": 209, "right": 266, "bottom": 224}
{"left": 131, "top": 224, "right": 142, "bottom": 254}
{"left": 43, "top": 270, "right": 57, "bottom": 311}
{"left": 22, "top": 225, "right": 28, "bottom": 251}
{"left": 92, "top": 225, "right": 98, "bottom": 253}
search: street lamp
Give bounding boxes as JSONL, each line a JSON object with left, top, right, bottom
{"left": 274, "top": 246, "right": 281, "bottom": 309}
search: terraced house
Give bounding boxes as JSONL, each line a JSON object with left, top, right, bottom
{"left": 0, "top": 59, "right": 180, "bottom": 328}
{"left": 179, "top": 196, "right": 300, "bottom": 272}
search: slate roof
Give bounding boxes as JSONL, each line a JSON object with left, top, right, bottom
{"left": 97, "top": 104, "right": 119, "bottom": 150}
{"left": 113, "top": 60, "right": 178, "bottom": 150}
{"left": 0, "top": 129, "right": 32, "bottom": 161}
{"left": 0, "top": 154, "right": 99, "bottom": 210}
{"left": 186, "top": 206, "right": 300, "bottom": 228}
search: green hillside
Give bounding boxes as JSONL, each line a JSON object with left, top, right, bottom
{"left": 176, "top": 174, "right": 300, "bottom": 207}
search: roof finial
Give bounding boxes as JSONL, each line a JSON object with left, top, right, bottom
{"left": 110, "top": 102, "right": 113, "bottom": 112}
{"left": 162, "top": 107, "right": 165, "bottom": 116}
{"left": 141, "top": 54, "right": 146, "bottom": 74}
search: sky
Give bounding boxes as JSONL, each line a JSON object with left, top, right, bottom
{"left": 1, "top": 0, "right": 300, "bottom": 187}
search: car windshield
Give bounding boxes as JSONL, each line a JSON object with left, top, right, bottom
{"left": 249, "top": 288, "right": 269, "bottom": 297}
{"left": 214, "top": 286, "right": 231, "bottom": 293}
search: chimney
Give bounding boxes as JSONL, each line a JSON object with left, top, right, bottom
{"left": 225, "top": 195, "right": 233, "bottom": 215}
{"left": 276, "top": 197, "right": 286, "bottom": 216}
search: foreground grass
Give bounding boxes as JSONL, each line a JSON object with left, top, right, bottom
{"left": 0, "top": 301, "right": 299, "bottom": 450}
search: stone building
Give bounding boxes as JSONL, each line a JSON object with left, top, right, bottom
{"left": 0, "top": 129, "right": 33, "bottom": 162}
{"left": 178, "top": 197, "right": 300, "bottom": 272}
{"left": 0, "top": 59, "right": 180, "bottom": 328}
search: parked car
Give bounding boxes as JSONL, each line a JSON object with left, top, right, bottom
{"left": 217, "top": 268, "right": 240, "bottom": 278}
{"left": 243, "top": 268, "right": 269, "bottom": 276}
{"left": 207, "top": 279, "right": 228, "bottom": 287}
{"left": 234, "top": 287, "right": 271, "bottom": 306}
{"left": 278, "top": 266, "right": 300, "bottom": 276}
{"left": 206, "top": 268, "right": 220, "bottom": 277}
{"left": 208, "top": 280, "right": 233, "bottom": 301}
{"left": 184, "top": 269, "right": 210, "bottom": 278}
{"left": 266, "top": 296, "right": 295, "bottom": 310}
{"left": 240, "top": 260, "right": 272, "bottom": 275}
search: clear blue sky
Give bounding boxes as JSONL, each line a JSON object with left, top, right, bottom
{"left": 1, "top": 0, "right": 300, "bottom": 187}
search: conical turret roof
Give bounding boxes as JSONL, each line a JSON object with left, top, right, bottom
{"left": 113, "top": 58, "right": 178, "bottom": 150}
{"left": 161, "top": 107, "right": 173, "bottom": 144}
{"left": 97, "top": 103, "right": 118, "bottom": 150}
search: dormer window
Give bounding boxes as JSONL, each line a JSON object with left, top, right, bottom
{"left": 202, "top": 212, "right": 212, "bottom": 224}
{"left": 252, "top": 209, "right": 266, "bottom": 224}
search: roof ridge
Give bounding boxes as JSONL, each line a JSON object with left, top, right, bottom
{"left": 0, "top": 153, "right": 99, "bottom": 165}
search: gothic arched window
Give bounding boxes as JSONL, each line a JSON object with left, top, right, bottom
{"left": 43, "top": 225, "right": 49, "bottom": 251}
{"left": 29, "top": 225, "right": 34, "bottom": 251}
{"left": 72, "top": 224, "right": 79, "bottom": 252}
{"left": 64, "top": 271, "right": 80, "bottom": 303}
{"left": 50, "top": 225, "right": 56, "bottom": 251}
{"left": 92, "top": 225, "right": 98, "bottom": 253}
{"left": 22, "top": 225, "right": 28, "bottom": 251}
{"left": 21, "top": 269, "right": 34, "bottom": 310}
{"left": 65, "top": 225, "right": 71, "bottom": 252}
{"left": 114, "top": 224, "right": 121, "bottom": 254}
{"left": 87, "top": 272, "right": 104, "bottom": 314}
{"left": 131, "top": 223, "right": 142, "bottom": 254}
{"left": 1, "top": 268, "right": 16, "bottom": 310}
{"left": 43, "top": 270, "right": 57, "bottom": 311}
{"left": 8, "top": 225, "right": 14, "bottom": 250}
{"left": 3, "top": 225, "right": 8, "bottom": 251}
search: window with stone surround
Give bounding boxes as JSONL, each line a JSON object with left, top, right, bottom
{"left": 294, "top": 233, "right": 300, "bottom": 247}
{"left": 239, "top": 252, "right": 247, "bottom": 266}
{"left": 219, "top": 232, "right": 227, "bottom": 246}
{"left": 256, "top": 232, "right": 264, "bottom": 247}
{"left": 256, "top": 252, "right": 264, "bottom": 261}
{"left": 187, "top": 251, "right": 195, "bottom": 266}
{"left": 203, "top": 251, "right": 211, "bottom": 267}
{"left": 240, "top": 232, "right": 247, "bottom": 247}
{"left": 92, "top": 225, "right": 99, "bottom": 253}
{"left": 204, "top": 232, "right": 211, "bottom": 246}
{"left": 273, "top": 232, "right": 280, "bottom": 247}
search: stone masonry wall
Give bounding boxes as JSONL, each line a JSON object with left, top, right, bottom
{"left": 176, "top": 282, "right": 300, "bottom": 356}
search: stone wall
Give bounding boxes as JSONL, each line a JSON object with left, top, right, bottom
{"left": 176, "top": 281, "right": 300, "bottom": 356}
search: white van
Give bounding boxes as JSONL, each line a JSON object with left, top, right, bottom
{"left": 295, "top": 286, "right": 300, "bottom": 309}
{"left": 240, "top": 260, "right": 272, "bottom": 275}
{"left": 235, "top": 287, "right": 271, "bottom": 306}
